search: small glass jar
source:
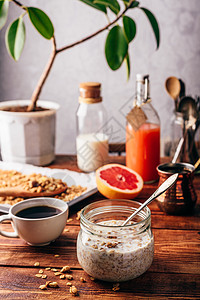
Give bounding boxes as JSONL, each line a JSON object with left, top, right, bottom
{"left": 76, "top": 82, "right": 108, "bottom": 172}
{"left": 170, "top": 111, "right": 200, "bottom": 164}
{"left": 77, "top": 199, "right": 154, "bottom": 282}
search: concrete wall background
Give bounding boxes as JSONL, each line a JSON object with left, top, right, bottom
{"left": 0, "top": 0, "right": 199, "bottom": 155}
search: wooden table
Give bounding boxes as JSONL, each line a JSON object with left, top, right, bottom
{"left": 0, "top": 155, "right": 199, "bottom": 299}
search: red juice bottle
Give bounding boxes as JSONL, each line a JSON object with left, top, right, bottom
{"left": 126, "top": 75, "right": 160, "bottom": 183}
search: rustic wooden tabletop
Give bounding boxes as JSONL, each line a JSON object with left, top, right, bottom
{"left": 0, "top": 155, "right": 199, "bottom": 299}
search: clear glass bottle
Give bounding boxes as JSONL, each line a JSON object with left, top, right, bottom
{"left": 126, "top": 74, "right": 160, "bottom": 183}
{"left": 76, "top": 82, "right": 108, "bottom": 172}
{"left": 77, "top": 199, "right": 154, "bottom": 282}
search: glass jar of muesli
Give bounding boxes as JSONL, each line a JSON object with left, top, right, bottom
{"left": 77, "top": 199, "right": 154, "bottom": 282}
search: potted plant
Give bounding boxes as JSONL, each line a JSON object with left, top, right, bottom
{"left": 0, "top": 0, "right": 160, "bottom": 165}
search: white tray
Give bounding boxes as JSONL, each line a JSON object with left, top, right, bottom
{"left": 0, "top": 161, "right": 97, "bottom": 209}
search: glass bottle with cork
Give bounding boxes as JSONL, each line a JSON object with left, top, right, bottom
{"left": 76, "top": 82, "right": 108, "bottom": 172}
{"left": 126, "top": 74, "right": 160, "bottom": 183}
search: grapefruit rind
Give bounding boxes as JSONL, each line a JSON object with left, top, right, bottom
{"left": 96, "top": 164, "right": 143, "bottom": 199}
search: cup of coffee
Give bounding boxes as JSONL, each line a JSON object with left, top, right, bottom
{"left": 0, "top": 197, "right": 68, "bottom": 246}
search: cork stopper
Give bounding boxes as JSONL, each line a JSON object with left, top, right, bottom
{"left": 79, "top": 82, "right": 102, "bottom": 104}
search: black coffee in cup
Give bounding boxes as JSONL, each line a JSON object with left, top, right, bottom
{"left": 16, "top": 206, "right": 62, "bottom": 219}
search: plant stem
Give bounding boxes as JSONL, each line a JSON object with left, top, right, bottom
{"left": 27, "top": 36, "right": 57, "bottom": 111}
{"left": 56, "top": 3, "right": 131, "bottom": 53}
{"left": 12, "top": 0, "right": 26, "bottom": 10}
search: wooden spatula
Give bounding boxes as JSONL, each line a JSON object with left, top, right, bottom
{"left": 0, "top": 184, "right": 67, "bottom": 198}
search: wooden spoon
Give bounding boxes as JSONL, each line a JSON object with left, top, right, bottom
{"left": 165, "top": 76, "right": 181, "bottom": 111}
{"left": 0, "top": 184, "right": 67, "bottom": 198}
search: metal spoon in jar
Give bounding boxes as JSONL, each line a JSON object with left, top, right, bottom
{"left": 178, "top": 96, "right": 199, "bottom": 162}
{"left": 122, "top": 173, "right": 179, "bottom": 226}
{"left": 178, "top": 96, "right": 198, "bottom": 120}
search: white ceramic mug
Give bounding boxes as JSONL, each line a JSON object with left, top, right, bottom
{"left": 0, "top": 198, "right": 68, "bottom": 246}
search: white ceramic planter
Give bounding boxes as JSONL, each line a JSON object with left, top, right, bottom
{"left": 0, "top": 100, "right": 59, "bottom": 166}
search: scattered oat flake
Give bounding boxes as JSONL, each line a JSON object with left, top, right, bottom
{"left": 112, "top": 287, "right": 120, "bottom": 291}
{"left": 39, "top": 284, "right": 47, "bottom": 290}
{"left": 45, "top": 267, "right": 51, "bottom": 271}
{"left": 39, "top": 270, "right": 44, "bottom": 274}
{"left": 54, "top": 272, "right": 62, "bottom": 276}
{"left": 54, "top": 254, "right": 60, "bottom": 257}
{"left": 42, "top": 275, "right": 47, "bottom": 279}
{"left": 66, "top": 275, "right": 73, "bottom": 280}
{"left": 67, "top": 282, "right": 72, "bottom": 286}
{"left": 61, "top": 265, "right": 70, "bottom": 273}
{"left": 60, "top": 274, "right": 65, "bottom": 279}
{"left": 45, "top": 281, "right": 52, "bottom": 287}
{"left": 51, "top": 268, "right": 58, "bottom": 272}
{"left": 35, "top": 274, "right": 42, "bottom": 278}
{"left": 67, "top": 218, "right": 73, "bottom": 223}
{"left": 69, "top": 285, "right": 78, "bottom": 296}
{"left": 64, "top": 229, "right": 69, "bottom": 232}
{"left": 112, "top": 283, "right": 120, "bottom": 291}
{"left": 49, "top": 282, "right": 59, "bottom": 288}
{"left": 34, "top": 262, "right": 40, "bottom": 267}
{"left": 80, "top": 277, "right": 86, "bottom": 282}
{"left": 76, "top": 209, "right": 82, "bottom": 220}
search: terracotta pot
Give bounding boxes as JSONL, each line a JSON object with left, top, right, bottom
{"left": 0, "top": 100, "right": 59, "bottom": 166}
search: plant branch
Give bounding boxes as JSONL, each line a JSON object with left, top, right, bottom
{"left": 56, "top": 1, "right": 132, "bottom": 53}
{"left": 12, "top": 0, "right": 26, "bottom": 10}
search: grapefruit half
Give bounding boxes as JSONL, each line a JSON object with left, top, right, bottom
{"left": 96, "top": 164, "right": 143, "bottom": 199}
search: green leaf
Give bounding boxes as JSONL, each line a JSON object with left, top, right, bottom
{"left": 0, "top": 0, "right": 9, "bottom": 30}
{"left": 123, "top": 16, "right": 136, "bottom": 43}
{"left": 129, "top": 1, "right": 140, "bottom": 9}
{"left": 27, "top": 7, "right": 54, "bottom": 39}
{"left": 140, "top": 7, "right": 160, "bottom": 49}
{"left": 78, "top": 0, "right": 107, "bottom": 13}
{"left": 94, "top": 0, "right": 120, "bottom": 15}
{"left": 5, "top": 17, "right": 26, "bottom": 61}
{"left": 125, "top": 52, "right": 130, "bottom": 80}
{"left": 105, "top": 25, "right": 128, "bottom": 70}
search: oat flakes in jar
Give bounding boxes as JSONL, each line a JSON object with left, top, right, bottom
{"left": 77, "top": 199, "right": 154, "bottom": 282}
